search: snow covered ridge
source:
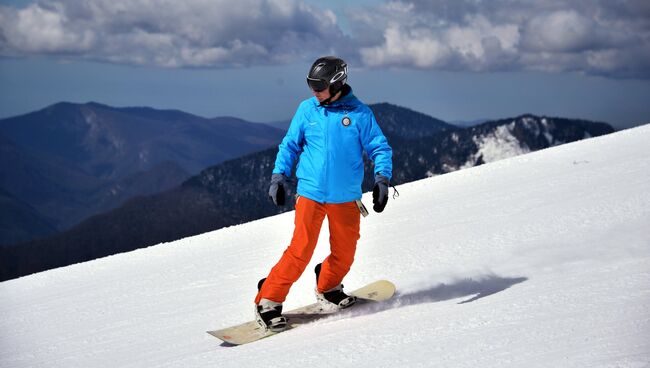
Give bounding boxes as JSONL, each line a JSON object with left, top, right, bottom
{"left": 464, "top": 117, "right": 564, "bottom": 169}
{"left": 434, "top": 114, "right": 613, "bottom": 174}
{"left": 2, "top": 124, "right": 649, "bottom": 367}
{"left": 461, "top": 123, "right": 531, "bottom": 169}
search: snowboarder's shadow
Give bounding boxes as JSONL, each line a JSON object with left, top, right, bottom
{"left": 394, "top": 274, "right": 528, "bottom": 306}
{"left": 330, "top": 274, "right": 528, "bottom": 321}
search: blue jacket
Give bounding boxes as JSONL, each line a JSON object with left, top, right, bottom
{"left": 273, "top": 86, "right": 392, "bottom": 204}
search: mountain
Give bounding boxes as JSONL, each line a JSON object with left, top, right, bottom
{"left": 0, "top": 102, "right": 286, "bottom": 243}
{"left": 449, "top": 118, "right": 490, "bottom": 127}
{"left": 1, "top": 124, "right": 648, "bottom": 367}
{"left": 362, "top": 102, "right": 455, "bottom": 139}
{"left": 0, "top": 105, "right": 615, "bottom": 281}
{"left": 388, "top": 114, "right": 615, "bottom": 184}
{"left": 264, "top": 119, "right": 292, "bottom": 130}
{"left": 0, "top": 187, "right": 58, "bottom": 244}
{"left": 0, "top": 149, "right": 285, "bottom": 281}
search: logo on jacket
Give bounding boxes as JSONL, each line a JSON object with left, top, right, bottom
{"left": 342, "top": 116, "right": 351, "bottom": 127}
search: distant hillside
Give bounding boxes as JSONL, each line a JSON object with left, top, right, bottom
{"left": 449, "top": 118, "right": 490, "bottom": 128}
{"left": 388, "top": 115, "right": 615, "bottom": 184}
{"left": 264, "top": 119, "right": 292, "bottom": 130}
{"left": 0, "top": 188, "right": 57, "bottom": 245}
{"left": 0, "top": 102, "right": 285, "bottom": 244}
{"left": 367, "top": 103, "right": 455, "bottom": 139}
{"left": 0, "top": 105, "right": 615, "bottom": 281}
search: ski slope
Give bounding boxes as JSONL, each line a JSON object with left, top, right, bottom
{"left": 2, "top": 124, "right": 650, "bottom": 367}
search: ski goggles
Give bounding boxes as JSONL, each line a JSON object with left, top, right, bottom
{"left": 306, "top": 77, "right": 329, "bottom": 92}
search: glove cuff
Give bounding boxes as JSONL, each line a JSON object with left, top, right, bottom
{"left": 271, "top": 173, "right": 287, "bottom": 184}
{"left": 374, "top": 174, "right": 390, "bottom": 186}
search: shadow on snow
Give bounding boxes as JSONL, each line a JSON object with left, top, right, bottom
{"left": 332, "top": 274, "right": 528, "bottom": 320}
{"left": 395, "top": 274, "right": 528, "bottom": 305}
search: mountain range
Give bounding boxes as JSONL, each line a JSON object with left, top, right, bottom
{"left": 0, "top": 102, "right": 614, "bottom": 281}
{"left": 0, "top": 102, "right": 285, "bottom": 244}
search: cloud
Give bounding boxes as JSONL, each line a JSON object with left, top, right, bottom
{"left": 1, "top": 0, "right": 649, "bottom": 78}
{"left": 359, "top": 13, "right": 520, "bottom": 72}
{"left": 0, "top": 2, "right": 94, "bottom": 53}
{"left": 0, "top": 0, "right": 343, "bottom": 67}
{"left": 350, "top": 0, "right": 650, "bottom": 78}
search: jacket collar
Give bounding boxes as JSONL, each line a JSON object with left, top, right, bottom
{"left": 317, "top": 84, "right": 356, "bottom": 108}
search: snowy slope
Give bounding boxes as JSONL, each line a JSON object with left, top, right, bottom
{"left": 2, "top": 125, "right": 650, "bottom": 368}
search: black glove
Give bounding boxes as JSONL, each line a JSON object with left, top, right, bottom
{"left": 269, "top": 173, "right": 287, "bottom": 206}
{"left": 373, "top": 174, "right": 390, "bottom": 213}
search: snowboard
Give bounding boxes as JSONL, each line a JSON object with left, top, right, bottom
{"left": 207, "top": 279, "right": 396, "bottom": 346}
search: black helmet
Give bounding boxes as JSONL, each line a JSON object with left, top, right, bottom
{"left": 306, "top": 56, "right": 348, "bottom": 95}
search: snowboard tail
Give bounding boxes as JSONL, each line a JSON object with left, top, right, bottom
{"left": 207, "top": 279, "right": 396, "bottom": 346}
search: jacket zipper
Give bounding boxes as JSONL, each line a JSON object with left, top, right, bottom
{"left": 323, "top": 108, "right": 329, "bottom": 203}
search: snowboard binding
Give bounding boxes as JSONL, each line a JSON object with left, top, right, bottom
{"left": 314, "top": 263, "right": 357, "bottom": 309}
{"left": 255, "top": 278, "right": 288, "bottom": 332}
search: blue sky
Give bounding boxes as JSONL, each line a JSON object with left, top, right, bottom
{"left": 1, "top": 0, "right": 649, "bottom": 129}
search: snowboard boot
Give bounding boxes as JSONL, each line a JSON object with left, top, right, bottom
{"left": 314, "top": 263, "right": 357, "bottom": 309}
{"left": 255, "top": 299, "right": 287, "bottom": 332}
{"left": 255, "top": 278, "right": 287, "bottom": 332}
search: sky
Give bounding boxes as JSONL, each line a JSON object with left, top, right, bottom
{"left": 1, "top": 0, "right": 649, "bottom": 129}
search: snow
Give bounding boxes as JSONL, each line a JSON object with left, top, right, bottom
{"left": 462, "top": 123, "right": 530, "bottom": 169}
{"left": 2, "top": 124, "right": 650, "bottom": 367}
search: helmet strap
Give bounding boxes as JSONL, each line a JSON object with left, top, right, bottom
{"left": 320, "top": 84, "right": 350, "bottom": 106}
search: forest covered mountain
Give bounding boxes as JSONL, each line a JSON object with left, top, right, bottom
{"left": 0, "top": 102, "right": 285, "bottom": 244}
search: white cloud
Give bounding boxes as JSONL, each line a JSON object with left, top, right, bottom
{"left": 522, "top": 10, "right": 609, "bottom": 53}
{"left": 359, "top": 14, "right": 520, "bottom": 72}
{"left": 1, "top": 3, "right": 94, "bottom": 53}
{"left": 0, "top": 0, "right": 648, "bottom": 78}
{"left": 360, "top": 26, "right": 452, "bottom": 68}
{"left": 0, "top": 0, "right": 342, "bottom": 67}
{"left": 350, "top": 0, "right": 650, "bottom": 78}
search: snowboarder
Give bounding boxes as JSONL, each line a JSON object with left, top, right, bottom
{"left": 254, "top": 56, "right": 393, "bottom": 332}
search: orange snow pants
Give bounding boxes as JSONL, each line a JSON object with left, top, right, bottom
{"left": 255, "top": 196, "right": 361, "bottom": 304}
